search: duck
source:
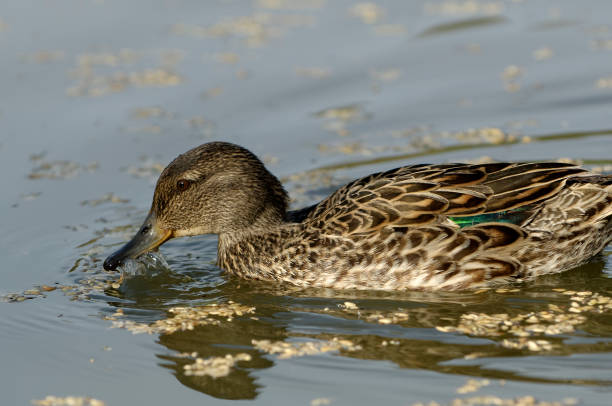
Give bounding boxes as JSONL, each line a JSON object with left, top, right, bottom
{"left": 103, "top": 141, "right": 612, "bottom": 291}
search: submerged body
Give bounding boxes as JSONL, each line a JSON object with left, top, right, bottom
{"left": 104, "top": 142, "right": 612, "bottom": 291}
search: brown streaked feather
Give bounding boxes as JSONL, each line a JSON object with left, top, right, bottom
{"left": 435, "top": 188, "right": 488, "bottom": 214}
{"left": 462, "top": 255, "right": 523, "bottom": 280}
{"left": 486, "top": 179, "right": 567, "bottom": 212}
{"left": 306, "top": 162, "right": 589, "bottom": 234}
{"left": 396, "top": 193, "right": 449, "bottom": 212}
{"left": 482, "top": 166, "right": 586, "bottom": 194}
{"left": 477, "top": 162, "right": 579, "bottom": 182}
{"left": 421, "top": 168, "right": 487, "bottom": 185}
{"left": 229, "top": 161, "right": 607, "bottom": 290}
{"left": 462, "top": 223, "right": 526, "bottom": 249}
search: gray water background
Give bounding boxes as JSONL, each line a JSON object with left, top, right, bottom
{"left": 1, "top": 1, "right": 612, "bottom": 405}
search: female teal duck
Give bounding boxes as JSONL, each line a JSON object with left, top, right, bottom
{"left": 104, "top": 142, "right": 612, "bottom": 290}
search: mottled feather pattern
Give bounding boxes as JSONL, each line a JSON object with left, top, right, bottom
{"left": 218, "top": 161, "right": 611, "bottom": 290}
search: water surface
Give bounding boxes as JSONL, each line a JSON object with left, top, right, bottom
{"left": 1, "top": 1, "right": 612, "bottom": 405}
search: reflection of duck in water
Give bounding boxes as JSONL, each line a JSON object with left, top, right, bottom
{"left": 104, "top": 142, "right": 612, "bottom": 290}
{"left": 126, "top": 259, "right": 612, "bottom": 401}
{"left": 156, "top": 306, "right": 275, "bottom": 400}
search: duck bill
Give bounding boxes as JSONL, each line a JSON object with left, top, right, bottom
{"left": 103, "top": 211, "right": 173, "bottom": 271}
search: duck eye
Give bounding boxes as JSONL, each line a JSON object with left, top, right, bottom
{"left": 176, "top": 179, "right": 190, "bottom": 192}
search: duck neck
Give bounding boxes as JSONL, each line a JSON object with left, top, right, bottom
{"left": 252, "top": 201, "right": 287, "bottom": 229}
{"left": 218, "top": 200, "right": 285, "bottom": 249}
{"left": 216, "top": 225, "right": 270, "bottom": 275}
{"left": 217, "top": 171, "right": 289, "bottom": 268}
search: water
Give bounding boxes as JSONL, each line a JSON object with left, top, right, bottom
{"left": 1, "top": 0, "right": 612, "bottom": 405}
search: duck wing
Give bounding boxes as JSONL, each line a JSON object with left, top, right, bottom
{"left": 305, "top": 162, "right": 587, "bottom": 235}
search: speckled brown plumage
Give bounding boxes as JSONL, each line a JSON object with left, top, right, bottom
{"left": 104, "top": 142, "right": 612, "bottom": 291}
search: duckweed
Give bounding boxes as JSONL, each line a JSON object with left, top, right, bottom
{"left": 252, "top": 338, "right": 361, "bottom": 359}
{"left": 107, "top": 302, "right": 256, "bottom": 335}
{"left": 436, "top": 290, "right": 611, "bottom": 351}
{"left": 32, "top": 396, "right": 105, "bottom": 406}
{"left": 183, "top": 353, "right": 252, "bottom": 378}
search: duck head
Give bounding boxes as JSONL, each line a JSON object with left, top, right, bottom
{"left": 103, "top": 142, "right": 288, "bottom": 271}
